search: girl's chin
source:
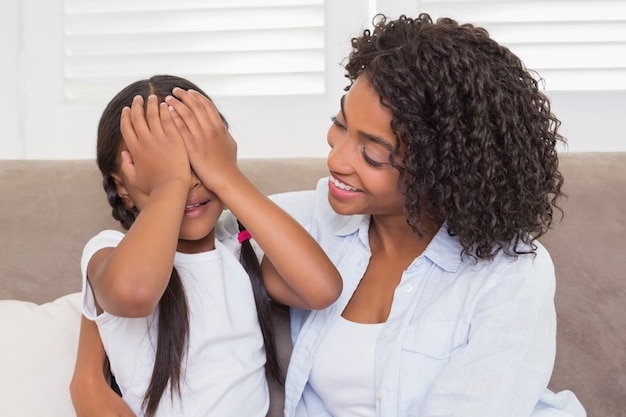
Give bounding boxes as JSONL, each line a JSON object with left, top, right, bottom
{"left": 177, "top": 233, "right": 216, "bottom": 253}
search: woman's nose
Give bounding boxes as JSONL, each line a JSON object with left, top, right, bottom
{"left": 327, "top": 134, "right": 353, "bottom": 173}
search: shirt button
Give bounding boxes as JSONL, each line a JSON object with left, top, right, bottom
{"left": 404, "top": 284, "right": 413, "bottom": 292}
{"left": 383, "top": 329, "right": 391, "bottom": 337}
{"left": 376, "top": 390, "right": 383, "bottom": 399}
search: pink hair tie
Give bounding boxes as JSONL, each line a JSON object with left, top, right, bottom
{"left": 238, "top": 230, "right": 252, "bottom": 244}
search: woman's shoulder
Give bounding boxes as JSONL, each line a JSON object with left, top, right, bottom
{"left": 268, "top": 178, "right": 334, "bottom": 225}
{"left": 469, "top": 238, "right": 556, "bottom": 296}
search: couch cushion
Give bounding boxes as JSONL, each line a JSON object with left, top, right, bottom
{"left": 543, "top": 152, "right": 626, "bottom": 415}
{"left": 0, "top": 292, "right": 81, "bottom": 417}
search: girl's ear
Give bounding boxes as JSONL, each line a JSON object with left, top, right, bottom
{"left": 111, "top": 173, "right": 136, "bottom": 209}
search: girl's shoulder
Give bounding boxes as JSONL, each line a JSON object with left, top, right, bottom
{"left": 83, "top": 229, "right": 125, "bottom": 254}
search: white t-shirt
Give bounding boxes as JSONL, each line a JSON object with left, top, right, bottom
{"left": 81, "top": 230, "right": 269, "bottom": 417}
{"left": 309, "top": 316, "right": 384, "bottom": 417}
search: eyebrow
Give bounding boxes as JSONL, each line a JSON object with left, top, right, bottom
{"left": 340, "top": 94, "right": 394, "bottom": 152}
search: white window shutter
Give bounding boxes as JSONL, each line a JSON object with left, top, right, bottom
{"left": 63, "top": 0, "right": 326, "bottom": 102}
{"left": 418, "top": 0, "right": 626, "bottom": 91}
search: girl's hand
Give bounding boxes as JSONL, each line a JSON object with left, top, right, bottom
{"left": 70, "top": 316, "right": 137, "bottom": 417}
{"left": 164, "top": 89, "right": 238, "bottom": 192}
{"left": 71, "top": 379, "right": 136, "bottom": 417}
{"left": 119, "top": 94, "right": 191, "bottom": 197}
{"left": 165, "top": 90, "right": 342, "bottom": 310}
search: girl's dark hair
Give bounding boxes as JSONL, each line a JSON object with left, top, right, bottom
{"left": 236, "top": 221, "right": 288, "bottom": 387}
{"left": 345, "top": 14, "right": 566, "bottom": 259}
{"left": 97, "top": 74, "right": 283, "bottom": 416}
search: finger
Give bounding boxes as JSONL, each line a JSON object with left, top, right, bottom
{"left": 119, "top": 106, "right": 138, "bottom": 150}
{"left": 119, "top": 149, "right": 135, "bottom": 180}
{"left": 164, "top": 94, "right": 203, "bottom": 139}
{"left": 169, "top": 89, "right": 227, "bottom": 150}
{"left": 165, "top": 102, "right": 194, "bottom": 144}
{"left": 189, "top": 89, "right": 228, "bottom": 129}
{"left": 159, "top": 101, "right": 183, "bottom": 141}
{"left": 171, "top": 88, "right": 222, "bottom": 131}
{"left": 144, "top": 94, "right": 164, "bottom": 136}
{"left": 128, "top": 95, "right": 151, "bottom": 140}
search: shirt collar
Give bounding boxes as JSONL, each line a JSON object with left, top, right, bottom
{"left": 420, "top": 223, "right": 463, "bottom": 273}
{"left": 331, "top": 212, "right": 462, "bottom": 273}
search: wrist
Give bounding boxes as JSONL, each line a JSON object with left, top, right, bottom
{"left": 150, "top": 178, "right": 190, "bottom": 199}
{"left": 198, "top": 165, "right": 245, "bottom": 194}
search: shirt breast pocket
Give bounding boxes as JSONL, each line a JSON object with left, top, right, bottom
{"left": 401, "top": 321, "right": 468, "bottom": 360}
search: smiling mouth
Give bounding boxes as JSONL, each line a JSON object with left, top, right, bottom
{"left": 185, "top": 200, "right": 209, "bottom": 210}
{"left": 329, "top": 175, "right": 360, "bottom": 192}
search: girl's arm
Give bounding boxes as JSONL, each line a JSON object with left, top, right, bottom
{"left": 69, "top": 316, "right": 136, "bottom": 417}
{"left": 88, "top": 95, "right": 191, "bottom": 317}
{"left": 165, "top": 90, "right": 342, "bottom": 309}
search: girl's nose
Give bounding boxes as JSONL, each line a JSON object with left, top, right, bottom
{"left": 190, "top": 168, "right": 202, "bottom": 189}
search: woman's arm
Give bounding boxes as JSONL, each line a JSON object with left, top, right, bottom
{"left": 165, "top": 89, "right": 342, "bottom": 309}
{"left": 69, "top": 316, "right": 136, "bottom": 417}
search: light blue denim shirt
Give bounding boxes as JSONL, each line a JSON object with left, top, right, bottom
{"left": 269, "top": 178, "right": 585, "bottom": 417}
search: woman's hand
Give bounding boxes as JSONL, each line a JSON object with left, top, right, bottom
{"left": 164, "top": 88, "right": 238, "bottom": 193}
{"left": 119, "top": 94, "right": 191, "bottom": 197}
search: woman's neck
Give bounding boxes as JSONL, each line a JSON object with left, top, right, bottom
{"left": 368, "top": 214, "right": 440, "bottom": 258}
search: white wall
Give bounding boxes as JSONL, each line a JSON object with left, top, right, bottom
{"left": 1, "top": 0, "right": 624, "bottom": 160}
{"left": 549, "top": 90, "right": 625, "bottom": 152}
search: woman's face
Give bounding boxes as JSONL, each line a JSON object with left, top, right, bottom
{"left": 326, "top": 75, "right": 406, "bottom": 218}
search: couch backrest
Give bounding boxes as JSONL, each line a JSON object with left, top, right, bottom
{"left": 0, "top": 158, "right": 329, "bottom": 303}
{"left": 1, "top": 153, "right": 625, "bottom": 416}
{"left": 538, "top": 153, "right": 626, "bottom": 415}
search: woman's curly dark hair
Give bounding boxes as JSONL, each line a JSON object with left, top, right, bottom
{"left": 345, "top": 13, "right": 566, "bottom": 260}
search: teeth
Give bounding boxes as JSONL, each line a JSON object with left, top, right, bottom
{"left": 186, "top": 203, "right": 201, "bottom": 209}
{"left": 330, "top": 176, "right": 359, "bottom": 191}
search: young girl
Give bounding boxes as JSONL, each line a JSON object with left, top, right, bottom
{"left": 71, "top": 75, "right": 341, "bottom": 417}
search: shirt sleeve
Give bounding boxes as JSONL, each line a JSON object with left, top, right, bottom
{"left": 420, "top": 245, "right": 558, "bottom": 417}
{"left": 80, "top": 230, "right": 125, "bottom": 320}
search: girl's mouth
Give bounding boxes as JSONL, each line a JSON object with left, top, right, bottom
{"left": 183, "top": 200, "right": 210, "bottom": 218}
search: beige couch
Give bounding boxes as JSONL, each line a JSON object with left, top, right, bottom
{"left": 1, "top": 154, "right": 625, "bottom": 417}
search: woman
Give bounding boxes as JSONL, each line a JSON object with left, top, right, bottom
{"left": 274, "top": 13, "right": 585, "bottom": 417}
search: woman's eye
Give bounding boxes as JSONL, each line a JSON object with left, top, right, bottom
{"left": 330, "top": 116, "right": 346, "bottom": 130}
{"left": 360, "top": 147, "right": 384, "bottom": 168}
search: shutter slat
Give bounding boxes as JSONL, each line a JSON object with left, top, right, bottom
{"left": 419, "top": 0, "right": 626, "bottom": 91}
{"left": 63, "top": 0, "right": 326, "bottom": 100}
